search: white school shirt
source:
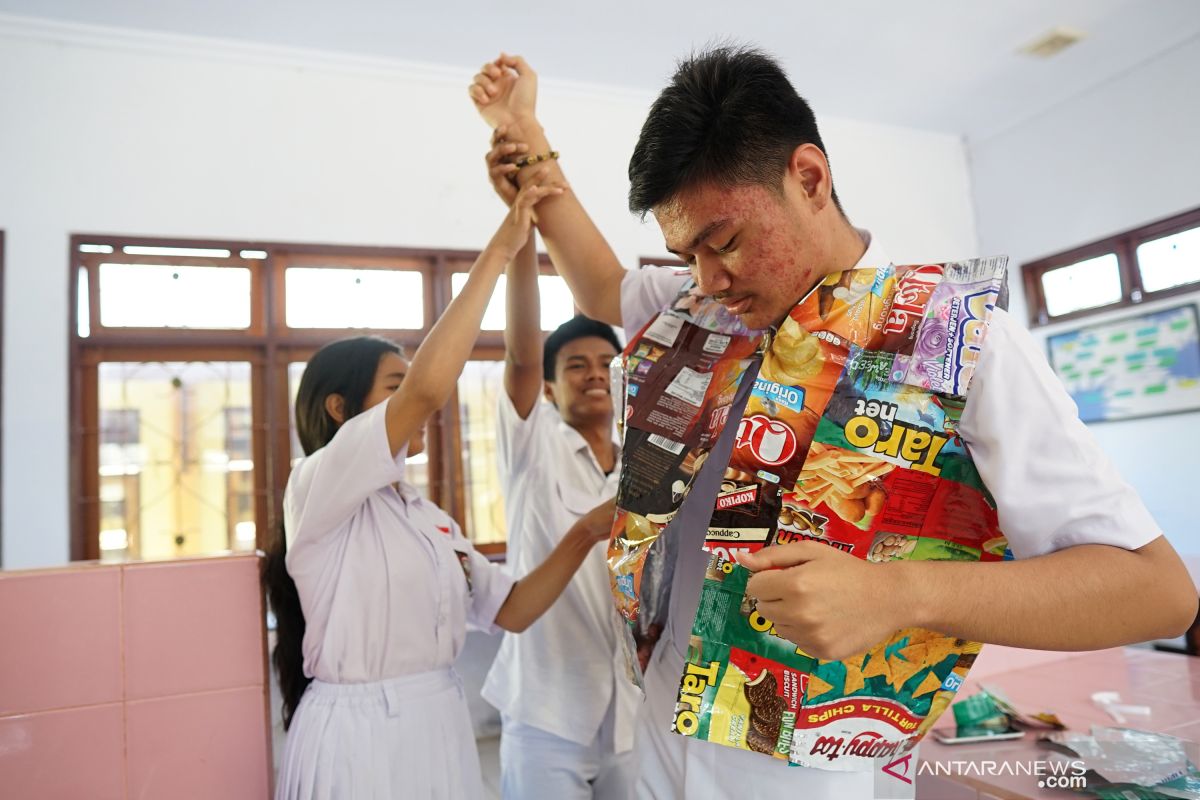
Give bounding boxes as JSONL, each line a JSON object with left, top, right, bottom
{"left": 284, "top": 399, "right": 516, "bottom": 684}
{"left": 481, "top": 393, "right": 640, "bottom": 750}
{"left": 619, "top": 231, "right": 1162, "bottom": 796}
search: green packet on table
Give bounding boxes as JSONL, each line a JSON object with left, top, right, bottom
{"left": 952, "top": 691, "right": 1011, "bottom": 734}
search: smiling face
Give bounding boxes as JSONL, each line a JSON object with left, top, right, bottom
{"left": 545, "top": 335, "right": 619, "bottom": 428}
{"left": 655, "top": 143, "right": 851, "bottom": 330}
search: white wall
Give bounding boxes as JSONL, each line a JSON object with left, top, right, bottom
{"left": 969, "top": 36, "right": 1200, "bottom": 554}
{"left": 0, "top": 16, "right": 979, "bottom": 568}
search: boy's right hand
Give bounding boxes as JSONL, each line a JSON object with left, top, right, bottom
{"left": 469, "top": 53, "right": 538, "bottom": 131}
{"left": 489, "top": 167, "right": 566, "bottom": 260}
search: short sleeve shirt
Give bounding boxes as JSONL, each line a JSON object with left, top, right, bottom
{"left": 481, "top": 393, "right": 640, "bottom": 749}
{"left": 284, "top": 400, "right": 516, "bottom": 684}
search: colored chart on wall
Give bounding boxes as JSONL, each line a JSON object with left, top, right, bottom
{"left": 1047, "top": 304, "right": 1200, "bottom": 423}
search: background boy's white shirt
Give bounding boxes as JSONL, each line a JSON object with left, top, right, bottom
{"left": 617, "top": 232, "right": 1161, "bottom": 794}
{"left": 481, "top": 392, "right": 640, "bottom": 750}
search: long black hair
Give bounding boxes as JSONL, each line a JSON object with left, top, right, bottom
{"left": 262, "top": 336, "right": 404, "bottom": 729}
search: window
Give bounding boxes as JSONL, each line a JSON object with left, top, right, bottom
{"left": 98, "top": 263, "right": 252, "bottom": 329}
{"left": 71, "top": 237, "right": 570, "bottom": 560}
{"left": 225, "top": 407, "right": 257, "bottom": 552}
{"left": 448, "top": 273, "right": 576, "bottom": 331}
{"left": 457, "top": 360, "right": 508, "bottom": 545}
{"left": 92, "top": 361, "right": 254, "bottom": 562}
{"left": 285, "top": 267, "right": 424, "bottom": 329}
{"left": 1023, "top": 206, "right": 1200, "bottom": 326}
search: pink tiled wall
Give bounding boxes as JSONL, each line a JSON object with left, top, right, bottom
{"left": 0, "top": 554, "right": 271, "bottom": 800}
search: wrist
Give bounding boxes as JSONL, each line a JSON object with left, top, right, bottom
{"left": 564, "top": 522, "right": 598, "bottom": 558}
{"left": 888, "top": 560, "right": 930, "bottom": 629}
{"left": 511, "top": 112, "right": 544, "bottom": 136}
{"left": 508, "top": 118, "right": 552, "bottom": 167}
{"left": 486, "top": 231, "right": 524, "bottom": 267}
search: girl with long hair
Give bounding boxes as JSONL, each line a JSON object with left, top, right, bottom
{"left": 262, "top": 175, "right": 614, "bottom": 799}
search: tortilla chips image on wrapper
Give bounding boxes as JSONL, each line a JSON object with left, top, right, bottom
{"left": 660, "top": 257, "right": 1010, "bottom": 771}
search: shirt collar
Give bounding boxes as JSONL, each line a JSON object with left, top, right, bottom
{"left": 555, "top": 413, "right": 621, "bottom": 472}
{"left": 853, "top": 226, "right": 891, "bottom": 270}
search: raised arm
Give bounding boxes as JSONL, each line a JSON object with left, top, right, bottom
{"left": 470, "top": 54, "right": 627, "bottom": 326}
{"left": 385, "top": 174, "right": 563, "bottom": 455}
{"left": 503, "top": 231, "right": 544, "bottom": 418}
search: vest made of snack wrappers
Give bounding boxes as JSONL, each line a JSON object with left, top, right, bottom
{"left": 607, "top": 257, "right": 1009, "bottom": 771}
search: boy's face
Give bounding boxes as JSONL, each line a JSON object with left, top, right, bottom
{"left": 654, "top": 146, "right": 840, "bottom": 331}
{"left": 545, "top": 336, "right": 619, "bottom": 425}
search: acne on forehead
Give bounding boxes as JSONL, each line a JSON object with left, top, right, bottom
{"left": 657, "top": 184, "right": 778, "bottom": 247}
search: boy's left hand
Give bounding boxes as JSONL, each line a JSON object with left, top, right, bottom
{"left": 738, "top": 542, "right": 912, "bottom": 661}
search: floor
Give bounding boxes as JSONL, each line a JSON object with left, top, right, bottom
{"left": 478, "top": 736, "right": 502, "bottom": 799}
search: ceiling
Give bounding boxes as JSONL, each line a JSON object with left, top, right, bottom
{"left": 3, "top": 0, "right": 1198, "bottom": 141}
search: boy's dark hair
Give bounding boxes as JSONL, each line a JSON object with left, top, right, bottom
{"left": 543, "top": 315, "right": 622, "bottom": 381}
{"left": 628, "top": 44, "right": 840, "bottom": 217}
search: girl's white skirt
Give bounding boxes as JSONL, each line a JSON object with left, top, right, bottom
{"left": 275, "top": 668, "right": 486, "bottom": 800}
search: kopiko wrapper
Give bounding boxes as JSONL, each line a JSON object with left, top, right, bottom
{"left": 668, "top": 258, "right": 1009, "bottom": 772}
{"left": 608, "top": 305, "right": 760, "bottom": 635}
{"left": 703, "top": 475, "right": 782, "bottom": 563}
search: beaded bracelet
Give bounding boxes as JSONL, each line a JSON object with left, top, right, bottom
{"left": 514, "top": 150, "right": 559, "bottom": 169}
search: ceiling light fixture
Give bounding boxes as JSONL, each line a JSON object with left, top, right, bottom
{"left": 1019, "top": 27, "right": 1086, "bottom": 58}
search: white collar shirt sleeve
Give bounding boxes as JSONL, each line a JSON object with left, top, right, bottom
{"left": 958, "top": 307, "right": 1162, "bottom": 558}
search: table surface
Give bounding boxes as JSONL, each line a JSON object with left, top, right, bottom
{"left": 916, "top": 555, "right": 1200, "bottom": 799}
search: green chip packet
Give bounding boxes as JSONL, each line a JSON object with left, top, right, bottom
{"left": 952, "top": 691, "right": 1011, "bottom": 733}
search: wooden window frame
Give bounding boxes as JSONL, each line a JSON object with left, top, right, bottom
{"left": 1022, "top": 206, "right": 1200, "bottom": 328}
{"left": 69, "top": 233, "right": 540, "bottom": 561}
